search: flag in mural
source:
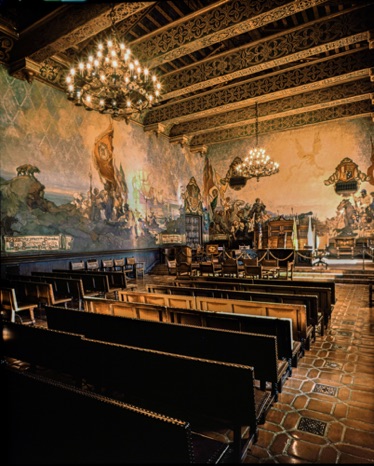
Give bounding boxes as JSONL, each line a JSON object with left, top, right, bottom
{"left": 203, "top": 156, "right": 220, "bottom": 214}
{"left": 292, "top": 216, "right": 298, "bottom": 250}
{"left": 115, "top": 163, "right": 129, "bottom": 205}
{"left": 203, "top": 156, "right": 214, "bottom": 201}
{"left": 93, "top": 122, "right": 118, "bottom": 192}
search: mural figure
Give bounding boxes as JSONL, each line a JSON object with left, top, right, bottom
{"left": 183, "top": 177, "right": 203, "bottom": 215}
{"left": 336, "top": 198, "right": 358, "bottom": 235}
{"left": 249, "top": 198, "right": 267, "bottom": 224}
{"left": 354, "top": 189, "right": 374, "bottom": 230}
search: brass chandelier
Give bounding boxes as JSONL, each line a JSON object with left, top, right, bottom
{"left": 235, "top": 102, "right": 280, "bottom": 182}
{"left": 65, "top": 7, "right": 162, "bottom": 122}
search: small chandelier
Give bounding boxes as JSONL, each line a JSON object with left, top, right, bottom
{"left": 65, "top": 6, "right": 162, "bottom": 122}
{"left": 236, "top": 102, "right": 280, "bottom": 182}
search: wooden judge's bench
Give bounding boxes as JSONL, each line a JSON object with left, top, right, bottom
{"left": 253, "top": 218, "right": 316, "bottom": 266}
{"left": 257, "top": 218, "right": 314, "bottom": 250}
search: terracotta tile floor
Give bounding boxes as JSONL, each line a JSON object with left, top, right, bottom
{"left": 243, "top": 282, "right": 374, "bottom": 464}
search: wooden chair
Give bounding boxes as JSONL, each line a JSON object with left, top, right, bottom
{"left": 113, "top": 258, "right": 126, "bottom": 272}
{"left": 221, "top": 258, "right": 243, "bottom": 278}
{"left": 126, "top": 257, "right": 145, "bottom": 279}
{"left": 70, "top": 260, "right": 85, "bottom": 271}
{"left": 86, "top": 259, "right": 100, "bottom": 271}
{"left": 199, "top": 261, "right": 220, "bottom": 277}
{"left": 260, "top": 259, "right": 280, "bottom": 279}
{"left": 176, "top": 262, "right": 192, "bottom": 278}
{"left": 244, "top": 265, "right": 263, "bottom": 279}
{"left": 101, "top": 259, "right": 115, "bottom": 271}
{"left": 166, "top": 259, "right": 177, "bottom": 275}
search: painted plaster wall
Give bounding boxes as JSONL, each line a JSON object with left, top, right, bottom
{"left": 1, "top": 65, "right": 374, "bottom": 255}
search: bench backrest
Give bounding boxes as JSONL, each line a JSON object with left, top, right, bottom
{"left": 148, "top": 284, "right": 317, "bottom": 333}
{"left": 84, "top": 296, "right": 165, "bottom": 321}
{"left": 51, "top": 270, "right": 110, "bottom": 294}
{"left": 81, "top": 297, "right": 294, "bottom": 360}
{"left": 31, "top": 272, "right": 85, "bottom": 300}
{"left": 53, "top": 268, "right": 129, "bottom": 291}
{"left": 4, "top": 366, "right": 199, "bottom": 464}
{"left": 119, "top": 290, "right": 196, "bottom": 309}
{"left": 185, "top": 275, "right": 336, "bottom": 304}
{"left": 176, "top": 280, "right": 322, "bottom": 326}
{"left": 46, "top": 305, "right": 280, "bottom": 385}
{"left": 1, "top": 320, "right": 82, "bottom": 377}
{"left": 2, "top": 278, "right": 54, "bottom": 306}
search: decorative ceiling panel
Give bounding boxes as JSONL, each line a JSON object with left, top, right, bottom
{"left": 0, "top": 0, "right": 373, "bottom": 150}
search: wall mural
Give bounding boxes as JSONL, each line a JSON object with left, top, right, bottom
{"left": 1, "top": 66, "right": 374, "bottom": 256}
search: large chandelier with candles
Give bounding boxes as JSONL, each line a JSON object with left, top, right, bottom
{"left": 235, "top": 102, "right": 280, "bottom": 182}
{"left": 65, "top": 7, "right": 162, "bottom": 122}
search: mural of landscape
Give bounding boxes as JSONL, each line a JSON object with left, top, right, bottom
{"left": 1, "top": 66, "right": 374, "bottom": 256}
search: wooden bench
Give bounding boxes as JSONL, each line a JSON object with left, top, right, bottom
{"left": 145, "top": 284, "right": 314, "bottom": 350}
{"left": 174, "top": 279, "right": 327, "bottom": 335}
{"left": 46, "top": 305, "right": 289, "bottom": 400}
{"left": 52, "top": 268, "right": 133, "bottom": 297}
{"left": 186, "top": 275, "right": 336, "bottom": 307}
{"left": 1, "top": 320, "right": 83, "bottom": 383}
{"left": 0, "top": 286, "right": 38, "bottom": 324}
{"left": 2, "top": 278, "right": 71, "bottom": 312}
{"left": 83, "top": 296, "right": 301, "bottom": 367}
{"left": 31, "top": 272, "right": 85, "bottom": 309}
{"left": 50, "top": 269, "right": 112, "bottom": 297}
{"left": 4, "top": 366, "right": 230, "bottom": 464}
{"left": 2, "top": 320, "right": 267, "bottom": 463}
{"left": 55, "top": 299, "right": 299, "bottom": 367}
{"left": 6, "top": 274, "right": 74, "bottom": 308}
{"left": 157, "top": 283, "right": 320, "bottom": 340}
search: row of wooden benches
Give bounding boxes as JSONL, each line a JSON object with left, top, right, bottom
{"left": 2, "top": 274, "right": 336, "bottom": 462}
{"left": 2, "top": 310, "right": 276, "bottom": 463}
{"left": 0, "top": 268, "right": 138, "bottom": 323}
{"left": 175, "top": 275, "right": 336, "bottom": 306}
{"left": 117, "top": 286, "right": 320, "bottom": 348}
{"left": 174, "top": 277, "right": 335, "bottom": 326}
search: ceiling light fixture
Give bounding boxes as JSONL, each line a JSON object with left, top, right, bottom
{"left": 65, "top": 6, "right": 162, "bottom": 123}
{"left": 235, "top": 102, "right": 280, "bottom": 182}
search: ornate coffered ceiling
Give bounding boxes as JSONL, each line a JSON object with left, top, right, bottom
{"left": 0, "top": 0, "right": 373, "bottom": 152}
